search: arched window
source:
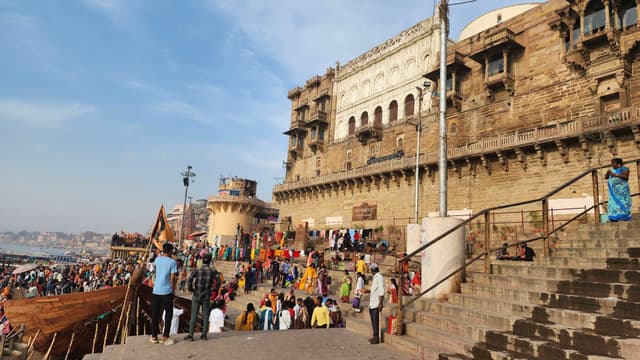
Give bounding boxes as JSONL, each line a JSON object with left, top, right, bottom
{"left": 374, "top": 106, "right": 382, "bottom": 127}
{"left": 404, "top": 94, "right": 415, "bottom": 117}
{"left": 584, "top": 0, "right": 606, "bottom": 35}
{"left": 618, "top": 0, "right": 638, "bottom": 29}
{"left": 389, "top": 100, "right": 398, "bottom": 123}
{"left": 360, "top": 111, "right": 369, "bottom": 126}
{"left": 348, "top": 117, "right": 356, "bottom": 136}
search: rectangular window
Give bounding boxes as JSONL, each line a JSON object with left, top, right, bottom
{"left": 290, "top": 135, "right": 297, "bottom": 146}
{"left": 584, "top": 8, "right": 606, "bottom": 35}
{"left": 319, "top": 129, "right": 325, "bottom": 140}
{"left": 298, "top": 137, "right": 304, "bottom": 147}
{"left": 446, "top": 76, "right": 453, "bottom": 92}
{"left": 488, "top": 55, "right": 504, "bottom": 76}
{"left": 311, "top": 128, "right": 317, "bottom": 139}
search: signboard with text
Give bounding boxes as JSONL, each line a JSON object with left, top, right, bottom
{"left": 352, "top": 202, "right": 377, "bottom": 221}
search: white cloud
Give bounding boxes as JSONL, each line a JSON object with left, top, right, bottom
{"left": 0, "top": 99, "right": 96, "bottom": 129}
{"left": 202, "top": 0, "right": 431, "bottom": 82}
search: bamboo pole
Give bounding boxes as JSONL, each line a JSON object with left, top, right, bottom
{"left": 63, "top": 333, "right": 75, "bottom": 360}
{"left": 91, "top": 323, "right": 99, "bottom": 354}
{"left": 136, "top": 297, "right": 141, "bottom": 336}
{"left": 123, "top": 302, "right": 132, "bottom": 344}
{"left": 102, "top": 324, "right": 109, "bottom": 352}
{"left": 42, "top": 332, "right": 57, "bottom": 360}
{"left": 27, "top": 329, "right": 40, "bottom": 356}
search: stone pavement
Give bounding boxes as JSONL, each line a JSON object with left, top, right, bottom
{"left": 114, "top": 329, "right": 417, "bottom": 360}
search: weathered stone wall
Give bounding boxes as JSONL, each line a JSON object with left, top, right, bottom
{"left": 276, "top": 0, "right": 640, "bottom": 231}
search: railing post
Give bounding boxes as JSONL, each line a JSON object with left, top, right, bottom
{"left": 542, "top": 199, "right": 550, "bottom": 257}
{"left": 397, "top": 271, "right": 404, "bottom": 335}
{"left": 636, "top": 160, "right": 640, "bottom": 200}
{"left": 484, "top": 211, "right": 491, "bottom": 274}
{"left": 592, "top": 170, "right": 601, "bottom": 224}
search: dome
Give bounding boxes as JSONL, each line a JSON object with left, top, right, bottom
{"left": 458, "top": 3, "right": 542, "bottom": 41}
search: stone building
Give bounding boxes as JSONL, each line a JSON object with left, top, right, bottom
{"left": 273, "top": 1, "right": 640, "bottom": 247}
{"left": 206, "top": 177, "right": 278, "bottom": 246}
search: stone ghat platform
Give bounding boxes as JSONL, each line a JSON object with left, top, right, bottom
{"left": 83, "top": 328, "right": 417, "bottom": 360}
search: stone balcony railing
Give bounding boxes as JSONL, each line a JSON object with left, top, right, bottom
{"left": 207, "top": 194, "right": 266, "bottom": 207}
{"left": 273, "top": 105, "right": 639, "bottom": 194}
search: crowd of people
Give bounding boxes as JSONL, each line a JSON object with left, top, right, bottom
{"left": 1, "top": 256, "right": 141, "bottom": 301}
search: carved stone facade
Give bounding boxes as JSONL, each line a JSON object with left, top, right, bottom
{"left": 274, "top": 0, "right": 640, "bottom": 232}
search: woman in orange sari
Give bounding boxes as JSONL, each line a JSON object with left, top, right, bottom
{"left": 234, "top": 303, "right": 259, "bottom": 331}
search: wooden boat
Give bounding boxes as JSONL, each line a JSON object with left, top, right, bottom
{"left": 3, "top": 286, "right": 127, "bottom": 359}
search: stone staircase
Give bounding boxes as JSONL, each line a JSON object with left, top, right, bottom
{"left": 347, "top": 218, "right": 640, "bottom": 359}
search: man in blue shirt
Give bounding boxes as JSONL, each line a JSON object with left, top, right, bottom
{"left": 150, "top": 242, "right": 178, "bottom": 345}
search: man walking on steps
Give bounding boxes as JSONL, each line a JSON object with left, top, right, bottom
{"left": 185, "top": 254, "right": 216, "bottom": 341}
{"left": 366, "top": 263, "right": 384, "bottom": 344}
{"left": 150, "top": 242, "right": 178, "bottom": 345}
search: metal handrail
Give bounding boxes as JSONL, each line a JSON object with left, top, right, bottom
{"left": 401, "top": 192, "right": 639, "bottom": 310}
{"left": 401, "top": 157, "right": 640, "bottom": 261}
{"left": 397, "top": 157, "right": 640, "bottom": 330}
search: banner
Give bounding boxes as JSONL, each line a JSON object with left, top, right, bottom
{"left": 150, "top": 205, "right": 175, "bottom": 250}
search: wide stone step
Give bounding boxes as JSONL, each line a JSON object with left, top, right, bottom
{"left": 472, "top": 273, "right": 640, "bottom": 300}
{"left": 404, "top": 322, "right": 476, "bottom": 356}
{"left": 558, "top": 237, "right": 640, "bottom": 249}
{"left": 382, "top": 330, "right": 464, "bottom": 359}
{"left": 552, "top": 248, "right": 632, "bottom": 258}
{"left": 484, "top": 331, "right": 590, "bottom": 360}
{"left": 511, "top": 318, "right": 639, "bottom": 358}
{"left": 448, "top": 293, "right": 536, "bottom": 318}
{"left": 419, "top": 302, "right": 515, "bottom": 331}
{"left": 406, "top": 313, "right": 488, "bottom": 343}
{"left": 579, "top": 220, "right": 640, "bottom": 231}
{"left": 490, "top": 263, "right": 578, "bottom": 280}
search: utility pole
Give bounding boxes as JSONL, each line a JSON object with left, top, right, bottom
{"left": 438, "top": 0, "right": 449, "bottom": 217}
{"left": 414, "top": 82, "right": 430, "bottom": 224}
{"left": 179, "top": 165, "right": 196, "bottom": 250}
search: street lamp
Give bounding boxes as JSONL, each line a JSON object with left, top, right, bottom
{"left": 413, "top": 81, "right": 430, "bottom": 224}
{"left": 179, "top": 165, "right": 196, "bottom": 249}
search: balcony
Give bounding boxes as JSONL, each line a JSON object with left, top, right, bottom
{"left": 273, "top": 104, "right": 640, "bottom": 195}
{"left": 356, "top": 123, "right": 383, "bottom": 144}
{"left": 305, "top": 110, "right": 328, "bottom": 127}
{"left": 309, "top": 137, "right": 325, "bottom": 153}
{"left": 283, "top": 120, "right": 308, "bottom": 135}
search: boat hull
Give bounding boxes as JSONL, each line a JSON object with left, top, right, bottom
{"left": 4, "top": 286, "right": 127, "bottom": 358}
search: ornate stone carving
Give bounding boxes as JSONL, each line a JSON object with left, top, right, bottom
{"left": 533, "top": 143, "right": 546, "bottom": 166}
{"left": 578, "top": 135, "right": 592, "bottom": 159}
{"left": 605, "top": 132, "right": 617, "bottom": 155}
{"left": 632, "top": 125, "right": 640, "bottom": 146}
{"left": 555, "top": 140, "right": 569, "bottom": 163}
{"left": 480, "top": 154, "right": 491, "bottom": 175}
{"left": 338, "top": 18, "right": 435, "bottom": 78}
{"left": 514, "top": 148, "right": 527, "bottom": 170}
{"left": 466, "top": 157, "right": 477, "bottom": 177}
{"left": 496, "top": 151, "right": 508, "bottom": 172}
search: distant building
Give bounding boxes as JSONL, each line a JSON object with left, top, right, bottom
{"left": 206, "top": 177, "right": 279, "bottom": 246}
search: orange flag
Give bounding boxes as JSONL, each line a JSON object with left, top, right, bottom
{"left": 150, "top": 205, "right": 175, "bottom": 250}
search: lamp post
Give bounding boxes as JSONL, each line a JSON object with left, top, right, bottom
{"left": 414, "top": 82, "right": 430, "bottom": 224}
{"left": 179, "top": 165, "right": 196, "bottom": 250}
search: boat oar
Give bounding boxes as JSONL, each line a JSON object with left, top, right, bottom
{"left": 91, "top": 323, "right": 98, "bottom": 353}
{"left": 42, "top": 332, "right": 57, "bottom": 360}
{"left": 102, "top": 324, "right": 109, "bottom": 352}
{"left": 63, "top": 332, "right": 75, "bottom": 360}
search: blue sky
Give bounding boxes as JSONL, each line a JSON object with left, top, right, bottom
{"left": 0, "top": 0, "right": 535, "bottom": 233}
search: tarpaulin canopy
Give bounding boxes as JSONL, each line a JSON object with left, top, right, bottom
{"left": 12, "top": 263, "right": 38, "bottom": 275}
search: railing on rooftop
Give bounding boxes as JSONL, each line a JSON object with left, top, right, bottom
{"left": 396, "top": 157, "right": 640, "bottom": 335}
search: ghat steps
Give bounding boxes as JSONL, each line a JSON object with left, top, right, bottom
{"left": 344, "top": 219, "right": 640, "bottom": 359}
